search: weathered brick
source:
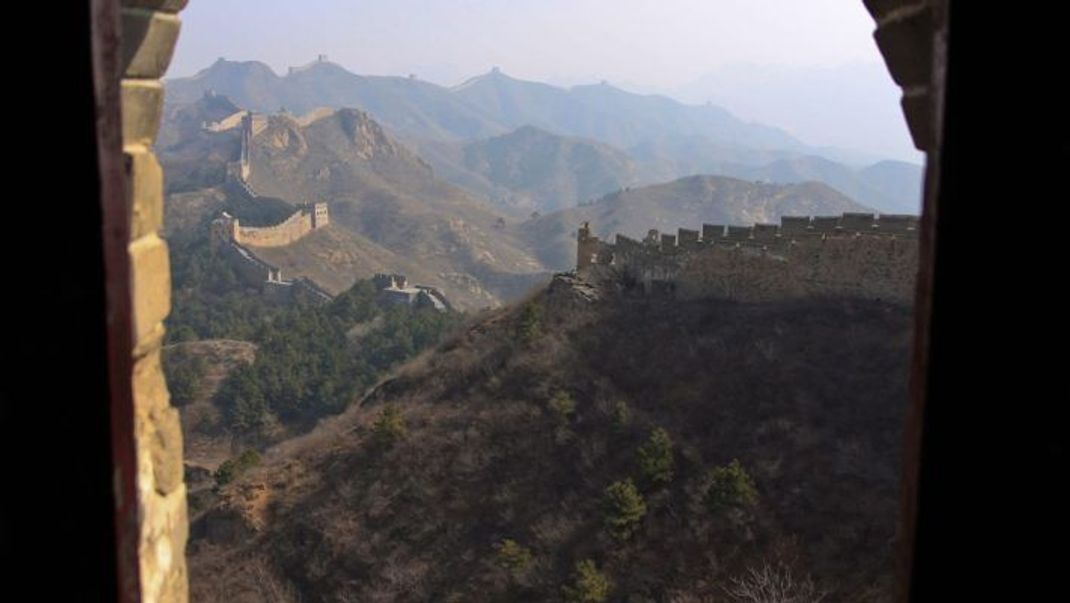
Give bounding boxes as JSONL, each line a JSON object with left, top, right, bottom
{"left": 901, "top": 88, "right": 934, "bottom": 151}
{"left": 130, "top": 234, "right": 171, "bottom": 345}
{"left": 121, "top": 79, "right": 164, "bottom": 147}
{"left": 150, "top": 406, "right": 185, "bottom": 496}
{"left": 121, "top": 0, "right": 189, "bottom": 12}
{"left": 133, "top": 349, "right": 169, "bottom": 416}
{"left": 874, "top": 6, "right": 933, "bottom": 88}
{"left": 121, "top": 8, "right": 182, "bottom": 79}
{"left": 126, "top": 149, "right": 164, "bottom": 240}
{"left": 863, "top": 0, "right": 926, "bottom": 21}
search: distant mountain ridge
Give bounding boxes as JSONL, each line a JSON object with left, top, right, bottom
{"left": 166, "top": 59, "right": 921, "bottom": 214}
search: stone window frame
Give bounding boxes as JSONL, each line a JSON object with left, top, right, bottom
{"left": 83, "top": 1, "right": 950, "bottom": 600}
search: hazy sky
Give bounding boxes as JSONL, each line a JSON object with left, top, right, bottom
{"left": 169, "top": 0, "right": 921, "bottom": 162}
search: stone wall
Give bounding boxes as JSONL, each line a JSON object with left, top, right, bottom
{"left": 235, "top": 207, "right": 316, "bottom": 247}
{"left": 220, "top": 240, "right": 332, "bottom": 305}
{"left": 585, "top": 213, "right": 920, "bottom": 306}
{"left": 119, "top": 1, "right": 190, "bottom": 601}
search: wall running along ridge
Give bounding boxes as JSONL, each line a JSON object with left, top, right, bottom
{"left": 577, "top": 213, "right": 920, "bottom": 305}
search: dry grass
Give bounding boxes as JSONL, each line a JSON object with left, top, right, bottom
{"left": 189, "top": 279, "right": 912, "bottom": 602}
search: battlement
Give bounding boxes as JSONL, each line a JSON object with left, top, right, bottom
{"left": 212, "top": 202, "right": 329, "bottom": 248}
{"left": 578, "top": 213, "right": 920, "bottom": 305}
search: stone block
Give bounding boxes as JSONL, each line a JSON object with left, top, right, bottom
{"left": 125, "top": 149, "right": 164, "bottom": 240}
{"left": 150, "top": 406, "right": 185, "bottom": 496}
{"left": 874, "top": 5, "right": 933, "bottom": 88}
{"left": 901, "top": 88, "right": 933, "bottom": 151}
{"left": 122, "top": 0, "right": 189, "bottom": 11}
{"left": 130, "top": 234, "right": 171, "bottom": 346}
{"left": 863, "top": 0, "right": 926, "bottom": 21}
{"left": 133, "top": 349, "right": 169, "bottom": 416}
{"left": 702, "top": 224, "right": 724, "bottom": 242}
{"left": 121, "top": 8, "right": 182, "bottom": 79}
{"left": 121, "top": 80, "right": 164, "bottom": 147}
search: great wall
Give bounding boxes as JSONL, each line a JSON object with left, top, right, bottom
{"left": 576, "top": 213, "right": 920, "bottom": 306}
{"left": 204, "top": 110, "right": 335, "bottom": 304}
{"left": 205, "top": 102, "right": 919, "bottom": 310}
{"left": 207, "top": 109, "right": 449, "bottom": 311}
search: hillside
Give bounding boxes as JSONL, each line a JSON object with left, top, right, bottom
{"left": 412, "top": 126, "right": 640, "bottom": 213}
{"left": 188, "top": 273, "right": 911, "bottom": 602}
{"left": 630, "top": 140, "right": 922, "bottom": 215}
{"left": 163, "top": 339, "right": 258, "bottom": 471}
{"left": 159, "top": 97, "right": 551, "bottom": 309}
{"left": 519, "top": 175, "right": 873, "bottom": 270}
{"left": 243, "top": 108, "right": 549, "bottom": 307}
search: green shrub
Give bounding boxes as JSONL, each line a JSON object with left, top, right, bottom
{"left": 562, "top": 559, "right": 611, "bottom": 602}
{"left": 493, "top": 538, "right": 533, "bottom": 576}
{"left": 548, "top": 390, "right": 576, "bottom": 421}
{"left": 214, "top": 449, "right": 261, "bottom": 487}
{"left": 372, "top": 405, "right": 407, "bottom": 447}
{"left": 705, "top": 459, "right": 759, "bottom": 512}
{"left": 601, "top": 478, "right": 647, "bottom": 540}
{"left": 637, "top": 427, "right": 674, "bottom": 487}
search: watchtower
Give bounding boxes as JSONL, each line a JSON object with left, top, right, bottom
{"left": 577, "top": 222, "right": 600, "bottom": 271}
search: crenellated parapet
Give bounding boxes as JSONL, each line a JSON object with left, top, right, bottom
{"left": 212, "top": 202, "right": 329, "bottom": 248}
{"left": 578, "top": 213, "right": 920, "bottom": 305}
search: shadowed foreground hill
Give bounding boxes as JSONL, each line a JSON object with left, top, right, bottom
{"left": 189, "top": 274, "right": 911, "bottom": 602}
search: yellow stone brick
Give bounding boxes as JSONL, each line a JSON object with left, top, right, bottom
{"left": 132, "top": 349, "right": 169, "bottom": 417}
{"left": 149, "top": 405, "right": 185, "bottom": 496}
{"left": 122, "top": 0, "right": 189, "bottom": 12}
{"left": 130, "top": 234, "right": 171, "bottom": 346}
{"left": 121, "top": 79, "right": 164, "bottom": 147}
{"left": 121, "top": 8, "right": 182, "bottom": 79}
{"left": 126, "top": 149, "right": 164, "bottom": 240}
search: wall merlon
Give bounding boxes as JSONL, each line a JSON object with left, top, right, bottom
{"left": 876, "top": 214, "right": 919, "bottom": 233}
{"left": 678, "top": 228, "right": 700, "bottom": 248}
{"left": 702, "top": 224, "right": 725, "bottom": 242}
{"left": 726, "top": 225, "right": 751, "bottom": 240}
{"left": 840, "top": 212, "right": 878, "bottom": 232}
{"left": 811, "top": 216, "right": 841, "bottom": 233}
{"left": 753, "top": 223, "right": 779, "bottom": 240}
{"left": 781, "top": 216, "right": 812, "bottom": 234}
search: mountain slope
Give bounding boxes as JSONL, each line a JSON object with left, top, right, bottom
{"left": 452, "top": 70, "right": 805, "bottom": 152}
{"left": 189, "top": 274, "right": 911, "bottom": 602}
{"left": 413, "top": 126, "right": 641, "bottom": 213}
{"left": 160, "top": 99, "right": 550, "bottom": 309}
{"left": 246, "top": 109, "right": 545, "bottom": 285}
{"left": 519, "top": 175, "right": 873, "bottom": 270}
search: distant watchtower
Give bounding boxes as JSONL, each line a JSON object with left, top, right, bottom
{"left": 311, "top": 202, "right": 329, "bottom": 229}
{"left": 577, "top": 222, "right": 600, "bottom": 271}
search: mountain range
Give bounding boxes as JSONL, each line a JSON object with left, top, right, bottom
{"left": 165, "top": 58, "right": 922, "bottom": 215}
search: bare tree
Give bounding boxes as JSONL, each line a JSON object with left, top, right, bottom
{"left": 251, "top": 561, "right": 302, "bottom": 603}
{"left": 724, "top": 562, "right": 827, "bottom": 603}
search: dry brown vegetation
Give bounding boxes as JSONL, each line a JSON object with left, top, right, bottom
{"left": 188, "top": 275, "right": 911, "bottom": 602}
